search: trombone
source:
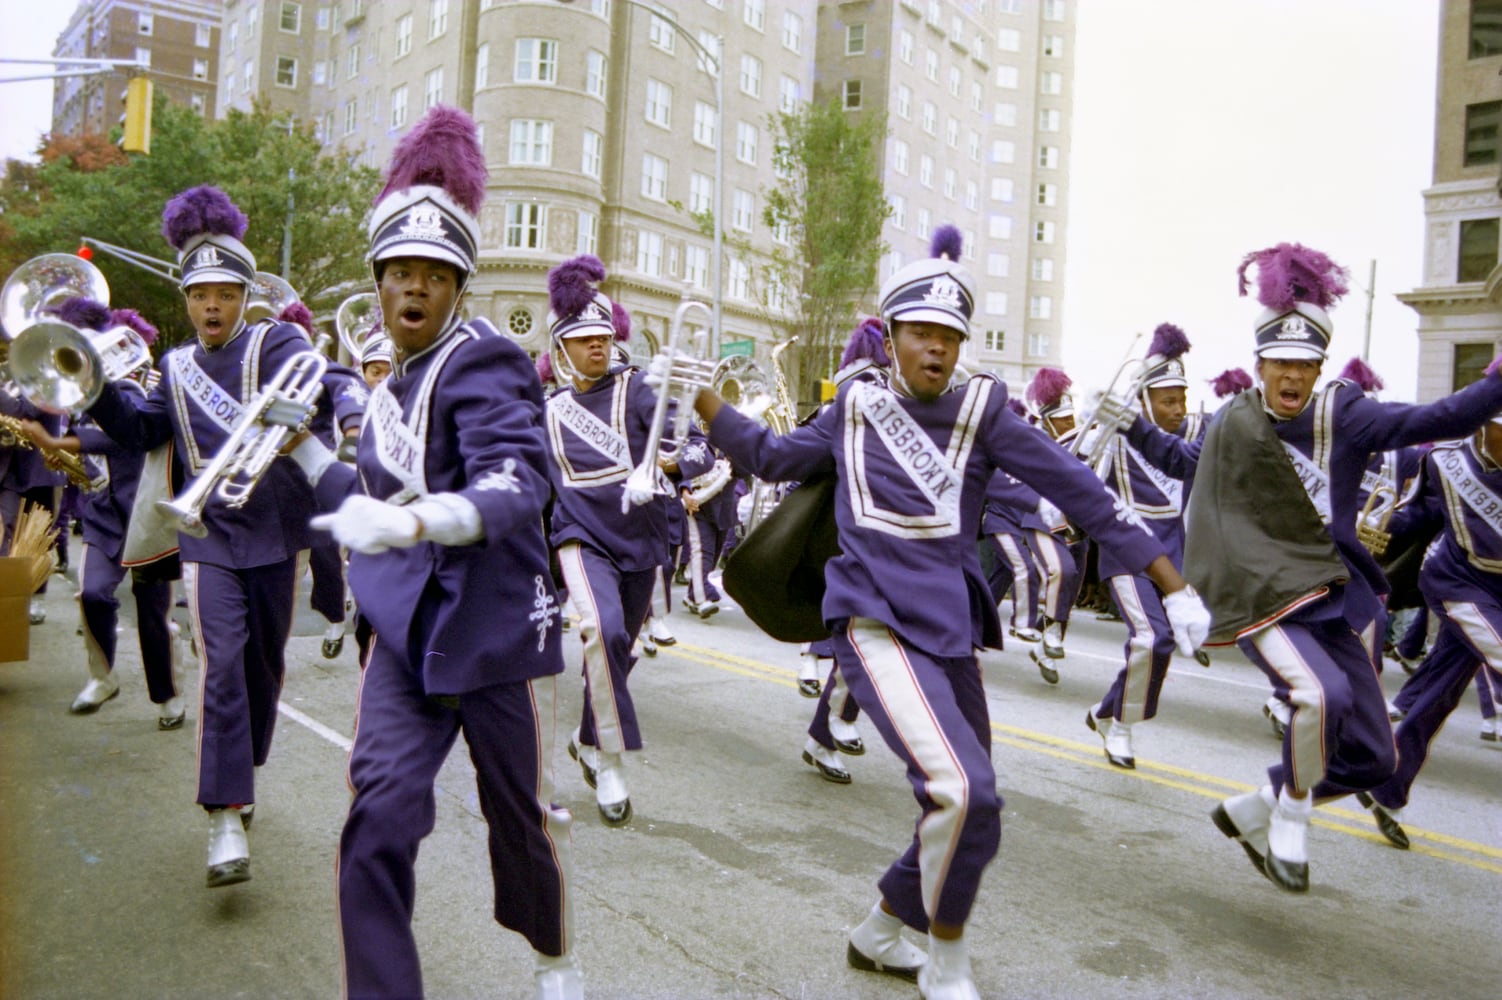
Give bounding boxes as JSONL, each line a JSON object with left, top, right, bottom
{"left": 156, "top": 334, "right": 332, "bottom": 538}
{"left": 621, "top": 298, "right": 717, "bottom": 514}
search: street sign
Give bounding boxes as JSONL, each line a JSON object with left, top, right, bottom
{"left": 720, "top": 339, "right": 755, "bottom": 358}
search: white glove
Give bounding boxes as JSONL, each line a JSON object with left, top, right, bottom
{"left": 1163, "top": 586, "right": 1211, "bottom": 657}
{"left": 311, "top": 495, "right": 420, "bottom": 554}
{"left": 1094, "top": 393, "right": 1137, "bottom": 433}
{"left": 644, "top": 351, "right": 674, "bottom": 391}
{"left": 741, "top": 393, "right": 774, "bottom": 423}
{"left": 644, "top": 350, "right": 707, "bottom": 404}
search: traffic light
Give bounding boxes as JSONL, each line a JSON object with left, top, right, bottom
{"left": 122, "top": 76, "right": 152, "bottom": 154}
{"left": 819, "top": 379, "right": 836, "bottom": 402}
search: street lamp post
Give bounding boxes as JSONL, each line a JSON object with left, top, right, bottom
{"left": 560, "top": 0, "right": 723, "bottom": 356}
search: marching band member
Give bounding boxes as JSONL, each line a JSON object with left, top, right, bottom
{"left": 678, "top": 226, "right": 1209, "bottom": 1000}
{"left": 85, "top": 184, "right": 346, "bottom": 888}
{"left": 359, "top": 328, "right": 393, "bottom": 389}
{"left": 544, "top": 254, "right": 714, "bottom": 826}
{"left": 1, "top": 376, "right": 66, "bottom": 624}
{"left": 1352, "top": 418, "right": 1502, "bottom": 848}
{"left": 17, "top": 301, "right": 183, "bottom": 724}
{"left": 678, "top": 438, "right": 736, "bottom": 618}
{"left": 1022, "top": 367, "right": 1086, "bottom": 678}
{"left": 290, "top": 106, "right": 578, "bottom": 999}
{"left": 980, "top": 402, "right": 1052, "bottom": 643}
{"left": 1119, "top": 242, "right": 1502, "bottom": 893}
{"left": 1085, "top": 323, "right": 1195, "bottom": 768}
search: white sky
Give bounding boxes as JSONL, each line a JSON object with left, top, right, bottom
{"left": 1, "top": 1, "right": 1441, "bottom": 403}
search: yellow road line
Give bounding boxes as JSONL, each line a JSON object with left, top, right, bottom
{"left": 658, "top": 640, "right": 1502, "bottom": 873}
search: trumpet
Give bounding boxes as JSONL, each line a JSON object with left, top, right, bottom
{"left": 1069, "top": 332, "right": 1148, "bottom": 472}
{"left": 156, "top": 334, "right": 331, "bottom": 538}
{"left": 0, "top": 412, "right": 103, "bottom": 492}
{"left": 621, "top": 299, "right": 717, "bottom": 514}
{"left": 1357, "top": 484, "right": 1398, "bottom": 556}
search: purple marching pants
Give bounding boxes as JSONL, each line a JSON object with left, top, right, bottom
{"left": 683, "top": 513, "right": 726, "bottom": 604}
{"left": 806, "top": 658, "right": 861, "bottom": 751}
{"left": 985, "top": 531, "right": 1041, "bottom": 632}
{"left": 557, "top": 542, "right": 655, "bottom": 754}
{"left": 184, "top": 557, "right": 297, "bottom": 808}
{"left": 307, "top": 540, "right": 347, "bottom": 625}
{"left": 1093, "top": 574, "right": 1176, "bottom": 724}
{"left": 78, "top": 542, "right": 178, "bottom": 704}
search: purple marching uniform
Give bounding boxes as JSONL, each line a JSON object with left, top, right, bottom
{"left": 546, "top": 367, "right": 713, "bottom": 760}
{"left": 305, "top": 317, "right": 571, "bottom": 997}
{"left": 679, "top": 440, "right": 738, "bottom": 609}
{"left": 306, "top": 377, "right": 368, "bottom": 652}
{"left": 709, "top": 374, "right": 1165, "bottom": 934}
{"left": 1088, "top": 429, "right": 1192, "bottom": 732}
{"left": 1, "top": 394, "right": 65, "bottom": 608}
{"left": 981, "top": 470, "right": 1049, "bottom": 634}
{"left": 1364, "top": 438, "right": 1502, "bottom": 824}
{"left": 89, "top": 318, "right": 329, "bottom": 809}
{"left": 1129, "top": 375, "right": 1502, "bottom": 805}
{"left": 71, "top": 387, "right": 181, "bottom": 710}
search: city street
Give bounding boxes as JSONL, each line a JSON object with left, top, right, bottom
{"left": 1, "top": 567, "right": 1498, "bottom": 999}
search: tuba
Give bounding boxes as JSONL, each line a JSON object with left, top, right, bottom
{"left": 712, "top": 354, "right": 773, "bottom": 419}
{"left": 245, "top": 272, "right": 301, "bottom": 324}
{"left": 335, "top": 292, "right": 382, "bottom": 364}
{"left": 621, "top": 298, "right": 717, "bottom": 513}
{"left": 1, "top": 254, "right": 152, "bottom": 414}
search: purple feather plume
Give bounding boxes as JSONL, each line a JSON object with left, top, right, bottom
{"left": 278, "top": 302, "right": 314, "bottom": 334}
{"left": 1146, "top": 322, "right": 1190, "bottom": 362}
{"left": 1006, "top": 397, "right": 1028, "bottom": 418}
{"left": 161, "top": 186, "right": 248, "bottom": 250}
{"left": 1026, "top": 367, "right": 1072, "bottom": 409}
{"left": 1488, "top": 356, "right": 1502, "bottom": 378}
{"left": 536, "top": 351, "right": 555, "bottom": 384}
{"left": 379, "top": 105, "right": 488, "bottom": 216}
{"left": 52, "top": 296, "right": 112, "bottom": 331}
{"left": 1209, "top": 368, "right": 1253, "bottom": 399}
{"left": 109, "top": 308, "right": 158, "bottom": 346}
{"left": 1236, "top": 242, "right": 1349, "bottom": 313}
{"left": 548, "top": 255, "right": 607, "bottom": 319}
{"left": 841, "top": 317, "right": 890, "bottom": 368}
{"left": 611, "top": 301, "right": 632, "bottom": 343}
{"left": 1337, "top": 357, "right": 1383, "bottom": 392}
{"left": 930, "top": 224, "right": 963, "bottom": 261}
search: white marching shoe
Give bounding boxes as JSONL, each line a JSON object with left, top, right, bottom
{"left": 918, "top": 936, "right": 980, "bottom": 1000}
{"left": 595, "top": 752, "right": 631, "bottom": 825}
{"left": 533, "top": 950, "right": 583, "bottom": 1000}
{"left": 206, "top": 808, "right": 251, "bottom": 888}
{"left": 29, "top": 596, "right": 46, "bottom": 625}
{"left": 846, "top": 904, "right": 925, "bottom": 981}
{"left": 1040, "top": 618, "right": 1065, "bottom": 659}
{"left": 1211, "top": 785, "right": 1275, "bottom": 877}
{"left": 321, "top": 620, "right": 347, "bottom": 659}
{"left": 797, "top": 655, "right": 822, "bottom": 698}
{"left": 648, "top": 617, "right": 677, "bottom": 646}
{"left": 158, "top": 695, "right": 186, "bottom": 731}
{"left": 1265, "top": 788, "right": 1312, "bottom": 893}
{"left": 1085, "top": 707, "right": 1133, "bottom": 769}
{"left": 829, "top": 715, "right": 865, "bottom": 756}
{"left": 70, "top": 673, "right": 121, "bottom": 714}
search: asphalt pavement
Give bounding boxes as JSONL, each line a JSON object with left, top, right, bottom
{"left": 1, "top": 564, "right": 1498, "bottom": 999}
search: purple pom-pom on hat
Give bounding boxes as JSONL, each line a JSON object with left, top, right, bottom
{"left": 52, "top": 296, "right": 112, "bottom": 332}
{"left": 1026, "top": 367, "right": 1072, "bottom": 412}
{"left": 1146, "top": 323, "right": 1190, "bottom": 362}
{"left": 537, "top": 350, "right": 555, "bottom": 385}
{"left": 161, "top": 186, "right": 248, "bottom": 250}
{"left": 1209, "top": 368, "right": 1253, "bottom": 399}
{"left": 377, "top": 106, "right": 487, "bottom": 216}
{"left": 840, "top": 317, "right": 890, "bottom": 369}
{"left": 611, "top": 301, "right": 632, "bottom": 343}
{"left": 278, "top": 302, "right": 315, "bottom": 335}
{"left": 930, "top": 224, "right": 964, "bottom": 262}
{"left": 109, "top": 308, "right": 158, "bottom": 347}
{"left": 1337, "top": 357, "right": 1383, "bottom": 393}
{"left": 1239, "top": 243, "right": 1348, "bottom": 360}
{"left": 546, "top": 255, "right": 614, "bottom": 342}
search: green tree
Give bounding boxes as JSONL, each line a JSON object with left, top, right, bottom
{"left": 1, "top": 96, "right": 379, "bottom": 349}
{"left": 757, "top": 99, "right": 890, "bottom": 411}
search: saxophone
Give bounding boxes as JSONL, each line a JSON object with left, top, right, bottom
{"left": 0, "top": 412, "right": 102, "bottom": 492}
{"left": 767, "top": 337, "right": 798, "bottom": 435}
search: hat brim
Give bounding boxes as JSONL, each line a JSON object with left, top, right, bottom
{"left": 1256, "top": 344, "right": 1326, "bottom": 361}
{"left": 885, "top": 307, "right": 969, "bottom": 337}
{"left": 1143, "top": 377, "right": 1189, "bottom": 390}
{"left": 181, "top": 268, "right": 250, "bottom": 288}
{"left": 370, "top": 240, "right": 470, "bottom": 276}
{"left": 558, "top": 322, "right": 614, "bottom": 340}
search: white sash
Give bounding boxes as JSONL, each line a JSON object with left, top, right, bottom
{"left": 1359, "top": 467, "right": 1386, "bottom": 497}
{"left": 366, "top": 381, "right": 428, "bottom": 503}
{"left": 169, "top": 349, "right": 244, "bottom": 435}
{"left": 550, "top": 391, "right": 632, "bottom": 470}
{"left": 852, "top": 383, "right": 963, "bottom": 520}
{"left": 1281, "top": 442, "right": 1332, "bottom": 525}
{"left": 1434, "top": 445, "right": 1502, "bottom": 537}
{"left": 1126, "top": 442, "right": 1182, "bottom": 514}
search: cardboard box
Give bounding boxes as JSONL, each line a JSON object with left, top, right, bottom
{"left": 0, "top": 555, "right": 38, "bottom": 663}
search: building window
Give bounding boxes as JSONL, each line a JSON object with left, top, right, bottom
{"left": 846, "top": 23, "right": 866, "bottom": 55}
{"left": 1032, "top": 257, "right": 1055, "bottom": 281}
{"left": 987, "top": 253, "right": 1009, "bottom": 277}
{"left": 475, "top": 43, "right": 490, "bottom": 89}
{"left": 649, "top": 5, "right": 676, "bottom": 52}
{"left": 1044, "top": 34, "right": 1065, "bottom": 57}
{"left": 390, "top": 85, "right": 408, "bottom": 128}
{"left": 891, "top": 194, "right": 906, "bottom": 230}
{"left": 1034, "top": 221, "right": 1055, "bottom": 243}
{"left": 736, "top": 121, "right": 759, "bottom": 164}
{"left": 280, "top": 2, "right": 302, "bottom": 33}
{"left": 1029, "top": 295, "right": 1053, "bottom": 320}
{"left": 247, "top": 6, "right": 259, "bottom": 38}
{"left": 395, "top": 14, "right": 412, "bottom": 57}
{"left": 581, "top": 128, "right": 603, "bottom": 178}
{"left": 843, "top": 80, "right": 862, "bottom": 110}
{"left": 641, "top": 153, "right": 668, "bottom": 200}
{"left": 689, "top": 172, "right": 714, "bottom": 214}
{"left": 515, "top": 39, "right": 558, "bottom": 84}
{"left": 984, "top": 329, "right": 1005, "bottom": 352}
{"left": 1472, "top": 0, "right": 1502, "bottom": 58}
{"left": 686, "top": 245, "right": 709, "bottom": 287}
{"left": 1040, "top": 71, "right": 1064, "bottom": 96}
{"left": 1454, "top": 341, "right": 1495, "bottom": 389}
{"left": 137, "top": 47, "right": 152, "bottom": 68}
{"left": 729, "top": 258, "right": 750, "bottom": 300}
{"left": 783, "top": 10, "right": 802, "bottom": 52}
{"left": 242, "top": 59, "right": 253, "bottom": 91}
{"left": 347, "top": 44, "right": 360, "bottom": 79}
{"left": 732, "top": 189, "right": 755, "bottom": 232}
{"left": 740, "top": 54, "right": 762, "bottom": 97}
{"left": 917, "top": 208, "right": 930, "bottom": 239}
{"left": 577, "top": 211, "right": 599, "bottom": 256}
{"left": 996, "top": 65, "right": 1019, "bottom": 89}
{"left": 942, "top": 168, "right": 956, "bottom": 200}
{"left": 1039, "top": 109, "right": 1061, "bottom": 132}
{"left": 744, "top": 0, "right": 764, "bottom": 31}
{"left": 921, "top": 101, "right": 936, "bottom": 135}
{"left": 693, "top": 102, "right": 717, "bottom": 147}
{"left": 919, "top": 155, "right": 934, "bottom": 188}
{"left": 899, "top": 30, "right": 913, "bottom": 64}
{"left": 892, "top": 139, "right": 909, "bottom": 175}
{"left": 1039, "top": 145, "right": 1061, "bottom": 168}
{"left": 989, "top": 214, "right": 1013, "bottom": 239}
{"left": 1459, "top": 217, "right": 1501, "bottom": 281}
{"left": 316, "top": 7, "right": 331, "bottom": 30}
{"left": 948, "top": 66, "right": 961, "bottom": 97}
{"left": 191, "top": 92, "right": 206, "bottom": 114}
{"left": 506, "top": 307, "right": 535, "bottom": 340}
{"left": 779, "top": 74, "right": 800, "bottom": 113}
{"left": 1027, "top": 332, "right": 1051, "bottom": 357}
{"left": 895, "top": 84, "right": 911, "bottom": 120}
{"left": 504, "top": 202, "right": 546, "bottom": 249}
{"left": 695, "top": 31, "right": 723, "bottom": 75}
{"left": 998, "top": 28, "right": 1021, "bottom": 52}
{"left": 925, "top": 49, "right": 938, "bottom": 81}
{"left": 196, "top": 23, "right": 212, "bottom": 47}
{"left": 509, "top": 119, "right": 552, "bottom": 165}
{"left": 193, "top": 58, "right": 209, "bottom": 80}
{"left": 429, "top": 0, "right": 449, "bottom": 39}
{"left": 946, "top": 117, "right": 959, "bottom": 148}
{"left": 1044, "top": 0, "right": 1067, "bottom": 20}
{"left": 637, "top": 231, "right": 664, "bottom": 276}
{"left": 994, "top": 139, "right": 1016, "bottom": 164}
{"left": 965, "top": 180, "right": 978, "bottom": 211}
{"left": 1036, "top": 183, "right": 1058, "bottom": 207}
{"left": 139, "top": 12, "right": 154, "bottom": 34}
{"left": 985, "top": 292, "right": 1008, "bottom": 316}
{"left": 645, "top": 78, "right": 672, "bottom": 128}
{"left": 275, "top": 56, "right": 298, "bottom": 87}
{"left": 424, "top": 67, "right": 443, "bottom": 109}
{"left": 1465, "top": 101, "right": 1502, "bottom": 166}
{"left": 587, "top": 51, "right": 607, "bottom": 99}
{"left": 344, "top": 99, "right": 358, "bottom": 135}
{"left": 225, "top": 70, "right": 236, "bottom": 96}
